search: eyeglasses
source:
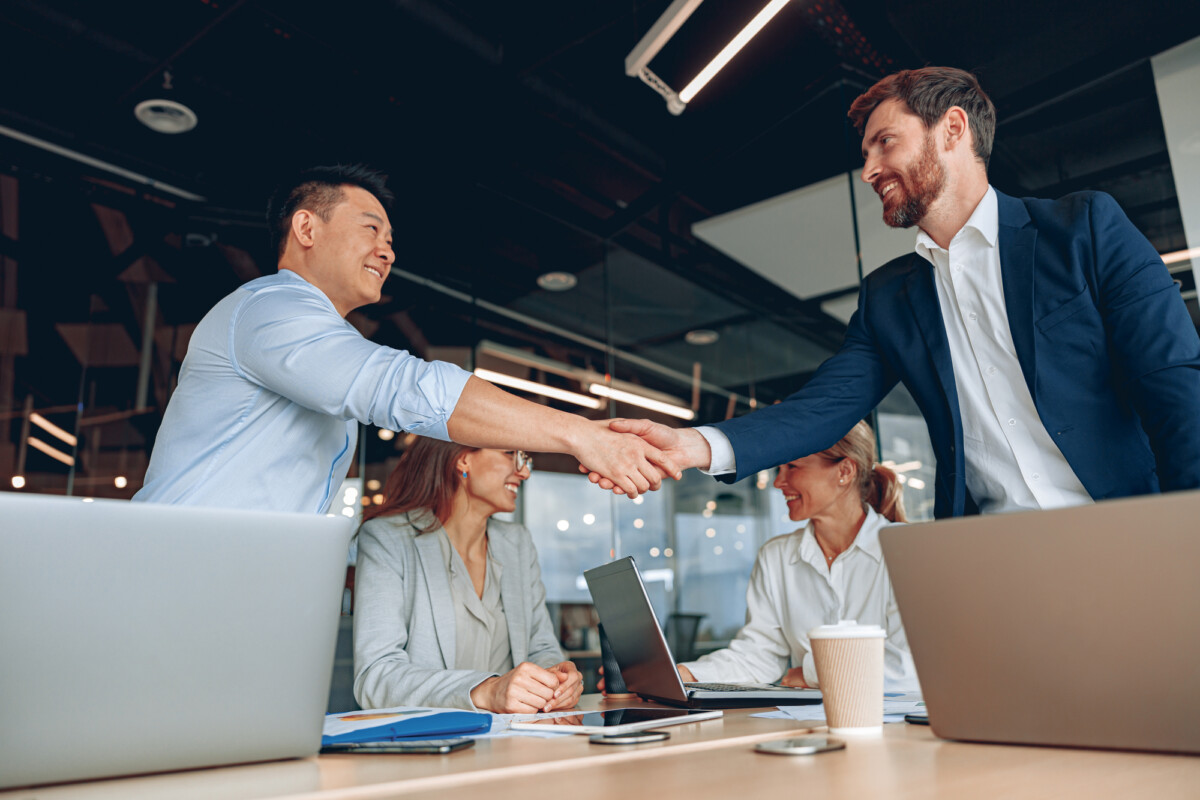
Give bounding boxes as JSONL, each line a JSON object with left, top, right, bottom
{"left": 513, "top": 450, "right": 533, "bottom": 472}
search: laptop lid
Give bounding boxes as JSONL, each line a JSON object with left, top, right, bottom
{"left": 584, "top": 557, "right": 820, "bottom": 708}
{"left": 879, "top": 490, "right": 1200, "bottom": 754}
{"left": 0, "top": 493, "right": 355, "bottom": 788}
{"left": 584, "top": 557, "right": 692, "bottom": 705}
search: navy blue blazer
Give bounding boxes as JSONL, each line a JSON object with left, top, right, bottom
{"left": 714, "top": 189, "right": 1200, "bottom": 518}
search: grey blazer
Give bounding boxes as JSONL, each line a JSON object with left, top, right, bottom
{"left": 352, "top": 511, "right": 564, "bottom": 710}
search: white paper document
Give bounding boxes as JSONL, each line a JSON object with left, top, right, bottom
{"left": 752, "top": 692, "right": 926, "bottom": 724}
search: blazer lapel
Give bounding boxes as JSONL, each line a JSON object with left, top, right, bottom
{"left": 489, "top": 523, "right": 530, "bottom": 665}
{"left": 412, "top": 519, "right": 457, "bottom": 668}
{"left": 996, "top": 193, "right": 1038, "bottom": 401}
{"left": 904, "top": 258, "right": 957, "bottom": 405}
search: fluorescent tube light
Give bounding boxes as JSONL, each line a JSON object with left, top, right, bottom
{"left": 1161, "top": 246, "right": 1200, "bottom": 265}
{"left": 476, "top": 368, "right": 604, "bottom": 409}
{"left": 588, "top": 383, "right": 696, "bottom": 421}
{"left": 625, "top": 0, "right": 793, "bottom": 114}
{"left": 27, "top": 437, "right": 75, "bottom": 466}
{"left": 882, "top": 460, "right": 923, "bottom": 473}
{"left": 30, "top": 412, "right": 77, "bottom": 447}
{"left": 679, "top": 0, "right": 793, "bottom": 103}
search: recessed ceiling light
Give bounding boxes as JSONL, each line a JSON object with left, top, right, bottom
{"left": 536, "top": 271, "right": 578, "bottom": 291}
{"left": 134, "top": 99, "right": 198, "bottom": 134}
{"left": 685, "top": 329, "right": 719, "bottom": 345}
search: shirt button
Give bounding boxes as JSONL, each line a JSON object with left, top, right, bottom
{"left": 987, "top": 366, "right": 998, "bottom": 376}
{"left": 954, "top": 265, "right": 963, "bottom": 273}
{"left": 1032, "top": 473, "right": 1041, "bottom": 481}
{"left": 1007, "top": 418, "right": 1016, "bottom": 426}
{"left": 968, "top": 312, "right": 978, "bottom": 321}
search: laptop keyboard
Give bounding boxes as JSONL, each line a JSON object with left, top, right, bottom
{"left": 685, "top": 681, "right": 763, "bottom": 692}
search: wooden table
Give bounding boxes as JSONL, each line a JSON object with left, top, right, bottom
{"left": 4, "top": 697, "right": 1197, "bottom": 800}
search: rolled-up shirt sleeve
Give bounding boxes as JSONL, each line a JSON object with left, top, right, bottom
{"left": 229, "top": 283, "right": 471, "bottom": 441}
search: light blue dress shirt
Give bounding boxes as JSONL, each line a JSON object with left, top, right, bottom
{"left": 134, "top": 270, "right": 471, "bottom": 513}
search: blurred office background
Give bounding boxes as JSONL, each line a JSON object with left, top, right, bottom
{"left": 3, "top": 1, "right": 1200, "bottom": 674}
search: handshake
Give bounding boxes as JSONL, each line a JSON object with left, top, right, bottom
{"left": 573, "top": 418, "right": 714, "bottom": 499}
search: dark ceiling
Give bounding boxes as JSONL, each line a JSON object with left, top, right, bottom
{"left": 2, "top": 0, "right": 1199, "bottom": 488}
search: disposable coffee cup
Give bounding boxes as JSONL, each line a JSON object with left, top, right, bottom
{"left": 808, "top": 620, "right": 886, "bottom": 735}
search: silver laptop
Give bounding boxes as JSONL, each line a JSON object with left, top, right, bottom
{"left": 0, "top": 493, "right": 355, "bottom": 789}
{"left": 879, "top": 489, "right": 1200, "bottom": 754}
{"left": 584, "top": 557, "right": 821, "bottom": 708}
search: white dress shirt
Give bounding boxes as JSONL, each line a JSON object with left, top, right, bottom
{"left": 679, "top": 507, "right": 918, "bottom": 691}
{"left": 699, "top": 187, "right": 1092, "bottom": 515}
{"left": 135, "top": 270, "right": 471, "bottom": 514}
{"left": 914, "top": 187, "right": 1090, "bottom": 513}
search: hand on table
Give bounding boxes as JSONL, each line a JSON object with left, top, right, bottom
{"left": 471, "top": 661, "right": 563, "bottom": 714}
{"left": 545, "top": 661, "right": 583, "bottom": 710}
{"left": 778, "top": 667, "right": 811, "bottom": 688}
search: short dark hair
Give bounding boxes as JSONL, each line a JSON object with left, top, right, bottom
{"left": 266, "top": 164, "right": 394, "bottom": 261}
{"left": 848, "top": 67, "right": 996, "bottom": 168}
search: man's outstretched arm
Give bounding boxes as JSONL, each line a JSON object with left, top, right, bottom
{"left": 447, "top": 377, "right": 681, "bottom": 498}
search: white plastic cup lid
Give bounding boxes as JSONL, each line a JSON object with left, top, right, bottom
{"left": 808, "top": 619, "right": 886, "bottom": 639}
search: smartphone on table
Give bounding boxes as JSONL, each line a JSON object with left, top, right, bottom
{"left": 320, "top": 738, "right": 475, "bottom": 754}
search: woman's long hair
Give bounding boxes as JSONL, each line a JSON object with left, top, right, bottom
{"left": 361, "top": 436, "right": 477, "bottom": 532}
{"left": 815, "top": 420, "right": 907, "bottom": 523}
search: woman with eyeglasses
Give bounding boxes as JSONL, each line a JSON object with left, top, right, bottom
{"left": 353, "top": 437, "right": 583, "bottom": 713}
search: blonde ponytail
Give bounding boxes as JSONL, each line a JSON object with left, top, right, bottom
{"left": 817, "top": 420, "right": 908, "bottom": 522}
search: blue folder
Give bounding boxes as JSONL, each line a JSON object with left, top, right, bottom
{"left": 322, "top": 711, "right": 492, "bottom": 744}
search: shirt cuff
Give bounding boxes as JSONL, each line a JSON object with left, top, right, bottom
{"left": 695, "top": 427, "right": 736, "bottom": 475}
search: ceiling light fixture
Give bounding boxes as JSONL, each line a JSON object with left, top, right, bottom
{"left": 684, "top": 329, "right": 720, "bottom": 345}
{"left": 625, "top": 0, "right": 793, "bottom": 115}
{"left": 536, "top": 271, "right": 578, "bottom": 291}
{"left": 475, "top": 367, "right": 604, "bottom": 409}
{"left": 588, "top": 383, "right": 696, "bottom": 421}
{"left": 1161, "top": 246, "right": 1200, "bottom": 265}
{"left": 882, "top": 460, "right": 923, "bottom": 473}
{"left": 679, "top": 0, "right": 792, "bottom": 103}
{"left": 29, "top": 412, "right": 77, "bottom": 447}
{"left": 134, "top": 98, "right": 198, "bottom": 134}
{"left": 27, "top": 437, "right": 75, "bottom": 466}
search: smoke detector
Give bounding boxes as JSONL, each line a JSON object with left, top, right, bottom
{"left": 134, "top": 99, "right": 198, "bottom": 134}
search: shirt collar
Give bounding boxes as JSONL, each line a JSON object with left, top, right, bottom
{"left": 914, "top": 185, "right": 998, "bottom": 264}
{"left": 792, "top": 506, "right": 885, "bottom": 566}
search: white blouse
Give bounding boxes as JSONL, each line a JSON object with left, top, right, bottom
{"left": 680, "top": 507, "right": 919, "bottom": 691}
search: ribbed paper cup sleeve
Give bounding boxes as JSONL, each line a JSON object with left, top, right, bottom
{"left": 811, "top": 636, "right": 884, "bottom": 732}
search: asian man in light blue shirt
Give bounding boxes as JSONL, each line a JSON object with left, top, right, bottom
{"left": 136, "top": 165, "right": 677, "bottom": 513}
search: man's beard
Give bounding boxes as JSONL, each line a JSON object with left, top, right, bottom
{"left": 878, "top": 133, "right": 946, "bottom": 229}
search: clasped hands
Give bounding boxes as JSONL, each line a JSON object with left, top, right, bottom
{"left": 576, "top": 418, "right": 712, "bottom": 497}
{"left": 470, "top": 661, "right": 583, "bottom": 714}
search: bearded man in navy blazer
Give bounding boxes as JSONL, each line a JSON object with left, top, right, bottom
{"left": 591, "top": 67, "right": 1200, "bottom": 518}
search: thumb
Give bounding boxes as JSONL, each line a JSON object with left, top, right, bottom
{"left": 609, "top": 418, "right": 651, "bottom": 434}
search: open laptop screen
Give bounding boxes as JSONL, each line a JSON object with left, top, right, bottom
{"left": 584, "top": 557, "right": 690, "bottom": 704}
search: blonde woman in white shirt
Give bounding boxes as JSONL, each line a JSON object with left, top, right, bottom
{"left": 676, "top": 421, "right": 918, "bottom": 691}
